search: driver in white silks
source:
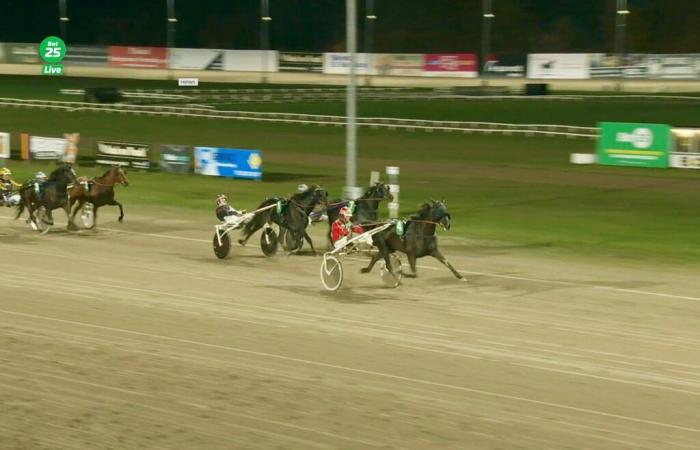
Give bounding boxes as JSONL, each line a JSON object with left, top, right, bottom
{"left": 215, "top": 194, "right": 247, "bottom": 226}
{"left": 297, "top": 183, "right": 328, "bottom": 224}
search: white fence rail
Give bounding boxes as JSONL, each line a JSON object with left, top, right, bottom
{"left": 0, "top": 97, "right": 598, "bottom": 139}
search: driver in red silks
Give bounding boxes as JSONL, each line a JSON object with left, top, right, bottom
{"left": 331, "top": 206, "right": 363, "bottom": 249}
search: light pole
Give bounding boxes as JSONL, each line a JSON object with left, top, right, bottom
{"left": 615, "top": 0, "right": 629, "bottom": 90}
{"left": 364, "top": 0, "right": 376, "bottom": 86}
{"left": 481, "top": 0, "right": 494, "bottom": 83}
{"left": 58, "top": 0, "right": 69, "bottom": 41}
{"left": 260, "top": 0, "right": 271, "bottom": 83}
{"left": 345, "top": 0, "right": 359, "bottom": 200}
{"left": 167, "top": 0, "right": 177, "bottom": 80}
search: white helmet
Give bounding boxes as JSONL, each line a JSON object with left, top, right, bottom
{"left": 35, "top": 171, "right": 47, "bottom": 181}
{"left": 297, "top": 183, "right": 309, "bottom": 193}
{"left": 216, "top": 194, "right": 228, "bottom": 207}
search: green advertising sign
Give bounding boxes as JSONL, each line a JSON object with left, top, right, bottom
{"left": 597, "top": 122, "right": 672, "bottom": 168}
{"left": 39, "top": 36, "right": 66, "bottom": 76}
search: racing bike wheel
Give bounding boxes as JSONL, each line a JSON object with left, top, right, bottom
{"left": 213, "top": 232, "right": 231, "bottom": 259}
{"left": 320, "top": 255, "right": 343, "bottom": 291}
{"left": 260, "top": 227, "right": 278, "bottom": 257}
{"left": 80, "top": 202, "right": 95, "bottom": 229}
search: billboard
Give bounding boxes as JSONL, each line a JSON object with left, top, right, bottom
{"left": 64, "top": 45, "right": 108, "bottom": 66}
{"left": 423, "top": 54, "right": 478, "bottom": 77}
{"left": 5, "top": 43, "right": 41, "bottom": 64}
{"left": 323, "top": 53, "right": 374, "bottom": 75}
{"left": 222, "top": 50, "right": 278, "bottom": 72}
{"left": 159, "top": 145, "right": 192, "bottom": 173}
{"left": 597, "top": 122, "right": 672, "bottom": 168}
{"left": 527, "top": 53, "right": 590, "bottom": 79}
{"left": 279, "top": 52, "right": 323, "bottom": 72}
{"left": 0, "top": 44, "right": 5, "bottom": 63}
{"left": 670, "top": 128, "right": 700, "bottom": 169}
{"left": 170, "top": 48, "right": 224, "bottom": 70}
{"left": 483, "top": 54, "right": 526, "bottom": 77}
{"left": 194, "top": 147, "right": 262, "bottom": 180}
{"left": 589, "top": 53, "right": 649, "bottom": 78}
{"left": 108, "top": 46, "right": 168, "bottom": 69}
{"left": 96, "top": 141, "right": 151, "bottom": 169}
{"left": 29, "top": 136, "right": 67, "bottom": 160}
{"left": 0, "top": 133, "right": 9, "bottom": 159}
{"left": 647, "top": 54, "right": 700, "bottom": 79}
{"left": 373, "top": 54, "right": 423, "bottom": 76}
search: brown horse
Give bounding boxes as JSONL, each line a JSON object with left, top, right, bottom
{"left": 69, "top": 166, "right": 129, "bottom": 228}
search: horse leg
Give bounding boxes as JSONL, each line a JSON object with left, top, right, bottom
{"left": 238, "top": 221, "right": 262, "bottom": 246}
{"left": 70, "top": 198, "right": 85, "bottom": 226}
{"left": 14, "top": 203, "right": 24, "bottom": 220}
{"left": 403, "top": 254, "right": 418, "bottom": 278}
{"left": 64, "top": 202, "right": 76, "bottom": 230}
{"left": 302, "top": 230, "right": 316, "bottom": 256}
{"left": 108, "top": 200, "right": 124, "bottom": 222}
{"left": 430, "top": 248, "right": 465, "bottom": 280}
{"left": 361, "top": 239, "right": 388, "bottom": 274}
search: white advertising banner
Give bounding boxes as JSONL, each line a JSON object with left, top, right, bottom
{"left": 29, "top": 136, "right": 67, "bottom": 160}
{"left": 670, "top": 153, "right": 700, "bottom": 169}
{"left": 527, "top": 53, "right": 590, "bottom": 79}
{"left": 0, "top": 132, "right": 9, "bottom": 159}
{"left": 222, "top": 50, "right": 278, "bottom": 72}
{"left": 170, "top": 48, "right": 224, "bottom": 70}
{"left": 647, "top": 54, "right": 700, "bottom": 79}
{"left": 323, "top": 53, "right": 375, "bottom": 75}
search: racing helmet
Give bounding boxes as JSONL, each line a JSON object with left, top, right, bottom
{"left": 216, "top": 194, "right": 228, "bottom": 207}
{"left": 35, "top": 171, "right": 47, "bottom": 181}
{"left": 0, "top": 167, "right": 11, "bottom": 177}
{"left": 339, "top": 206, "right": 353, "bottom": 219}
{"left": 297, "top": 183, "right": 309, "bottom": 193}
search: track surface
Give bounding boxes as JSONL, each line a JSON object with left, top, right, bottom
{"left": 1, "top": 209, "right": 699, "bottom": 449}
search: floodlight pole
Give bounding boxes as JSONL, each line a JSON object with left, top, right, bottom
{"left": 58, "top": 0, "right": 69, "bottom": 41}
{"left": 167, "top": 0, "right": 177, "bottom": 80}
{"left": 364, "top": 0, "right": 376, "bottom": 86}
{"left": 260, "top": 0, "right": 271, "bottom": 83}
{"left": 481, "top": 0, "right": 494, "bottom": 84}
{"left": 615, "top": 0, "right": 629, "bottom": 91}
{"left": 345, "top": 0, "right": 359, "bottom": 200}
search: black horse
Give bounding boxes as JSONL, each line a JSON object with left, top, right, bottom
{"left": 326, "top": 182, "right": 394, "bottom": 240}
{"left": 16, "top": 164, "right": 79, "bottom": 231}
{"left": 361, "top": 200, "right": 464, "bottom": 280}
{"left": 239, "top": 185, "right": 328, "bottom": 255}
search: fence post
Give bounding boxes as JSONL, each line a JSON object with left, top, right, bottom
{"left": 369, "top": 170, "right": 380, "bottom": 185}
{"left": 386, "top": 166, "right": 400, "bottom": 219}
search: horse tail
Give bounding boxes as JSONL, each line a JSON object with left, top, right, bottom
{"left": 241, "top": 198, "right": 276, "bottom": 239}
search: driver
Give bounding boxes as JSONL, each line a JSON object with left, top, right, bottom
{"left": 215, "top": 194, "right": 245, "bottom": 223}
{"left": 33, "top": 171, "right": 48, "bottom": 198}
{"left": 331, "top": 206, "right": 363, "bottom": 249}
{"left": 0, "top": 167, "right": 21, "bottom": 207}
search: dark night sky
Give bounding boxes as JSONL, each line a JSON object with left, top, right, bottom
{"left": 1, "top": 0, "right": 697, "bottom": 53}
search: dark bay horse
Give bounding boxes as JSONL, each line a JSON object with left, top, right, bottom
{"left": 361, "top": 200, "right": 464, "bottom": 280}
{"left": 69, "top": 166, "right": 129, "bottom": 228}
{"left": 239, "top": 185, "right": 328, "bottom": 255}
{"left": 16, "top": 164, "right": 79, "bottom": 230}
{"left": 326, "top": 182, "right": 394, "bottom": 240}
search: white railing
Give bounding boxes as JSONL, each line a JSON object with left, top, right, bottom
{"left": 0, "top": 97, "right": 598, "bottom": 139}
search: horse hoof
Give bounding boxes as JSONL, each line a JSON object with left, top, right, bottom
{"left": 118, "top": 218, "right": 124, "bottom": 223}
{"left": 238, "top": 239, "right": 246, "bottom": 246}
{"left": 360, "top": 268, "right": 371, "bottom": 274}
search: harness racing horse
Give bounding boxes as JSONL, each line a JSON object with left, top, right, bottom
{"left": 68, "top": 166, "right": 129, "bottom": 229}
{"left": 326, "top": 182, "right": 394, "bottom": 241}
{"left": 361, "top": 200, "right": 464, "bottom": 280}
{"left": 16, "top": 164, "right": 79, "bottom": 231}
{"left": 239, "top": 185, "right": 328, "bottom": 255}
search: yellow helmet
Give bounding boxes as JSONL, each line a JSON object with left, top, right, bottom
{"left": 0, "top": 168, "right": 11, "bottom": 176}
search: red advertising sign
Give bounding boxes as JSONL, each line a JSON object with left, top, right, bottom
{"left": 423, "top": 53, "right": 478, "bottom": 77}
{"left": 108, "top": 46, "right": 168, "bottom": 69}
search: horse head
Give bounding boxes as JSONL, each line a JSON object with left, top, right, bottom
{"left": 49, "top": 163, "right": 79, "bottom": 186}
{"left": 429, "top": 200, "right": 451, "bottom": 230}
{"left": 294, "top": 184, "right": 327, "bottom": 207}
{"left": 114, "top": 166, "right": 129, "bottom": 187}
{"left": 366, "top": 182, "right": 394, "bottom": 202}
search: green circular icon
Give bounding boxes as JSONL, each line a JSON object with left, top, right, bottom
{"left": 39, "top": 36, "right": 66, "bottom": 63}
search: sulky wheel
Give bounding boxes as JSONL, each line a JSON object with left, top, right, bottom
{"left": 320, "top": 255, "right": 343, "bottom": 291}
{"left": 260, "top": 227, "right": 278, "bottom": 257}
{"left": 213, "top": 232, "right": 231, "bottom": 259}
{"left": 80, "top": 202, "right": 96, "bottom": 229}
{"left": 379, "top": 253, "right": 402, "bottom": 288}
{"left": 35, "top": 207, "right": 52, "bottom": 235}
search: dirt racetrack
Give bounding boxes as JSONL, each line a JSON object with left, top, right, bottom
{"left": 1, "top": 208, "right": 699, "bottom": 450}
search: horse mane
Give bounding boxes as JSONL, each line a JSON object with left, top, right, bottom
{"left": 409, "top": 202, "right": 432, "bottom": 220}
{"left": 48, "top": 164, "right": 70, "bottom": 182}
{"left": 291, "top": 184, "right": 319, "bottom": 201}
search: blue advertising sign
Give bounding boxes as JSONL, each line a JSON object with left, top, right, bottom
{"left": 194, "top": 147, "right": 262, "bottom": 180}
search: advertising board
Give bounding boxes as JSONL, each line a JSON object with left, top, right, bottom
{"left": 96, "top": 141, "right": 151, "bottom": 169}
{"left": 159, "top": 145, "right": 192, "bottom": 174}
{"left": 0, "top": 132, "right": 9, "bottom": 159}
{"left": 483, "top": 54, "right": 526, "bottom": 77}
{"left": 108, "top": 46, "right": 168, "bottom": 69}
{"left": 589, "top": 53, "right": 649, "bottom": 78}
{"left": 194, "top": 147, "right": 262, "bottom": 180}
{"left": 597, "top": 122, "right": 672, "bottom": 168}
{"left": 64, "top": 45, "right": 108, "bottom": 66}
{"left": 323, "top": 53, "right": 374, "bottom": 75}
{"left": 373, "top": 54, "right": 423, "bottom": 76}
{"left": 29, "top": 136, "right": 67, "bottom": 160}
{"left": 222, "top": 50, "right": 278, "bottom": 72}
{"left": 279, "top": 52, "right": 323, "bottom": 72}
{"left": 527, "top": 53, "right": 590, "bottom": 79}
{"left": 170, "top": 48, "right": 224, "bottom": 70}
{"left": 5, "top": 43, "right": 41, "bottom": 64}
{"left": 423, "top": 54, "right": 478, "bottom": 77}
{"left": 647, "top": 54, "right": 700, "bottom": 79}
